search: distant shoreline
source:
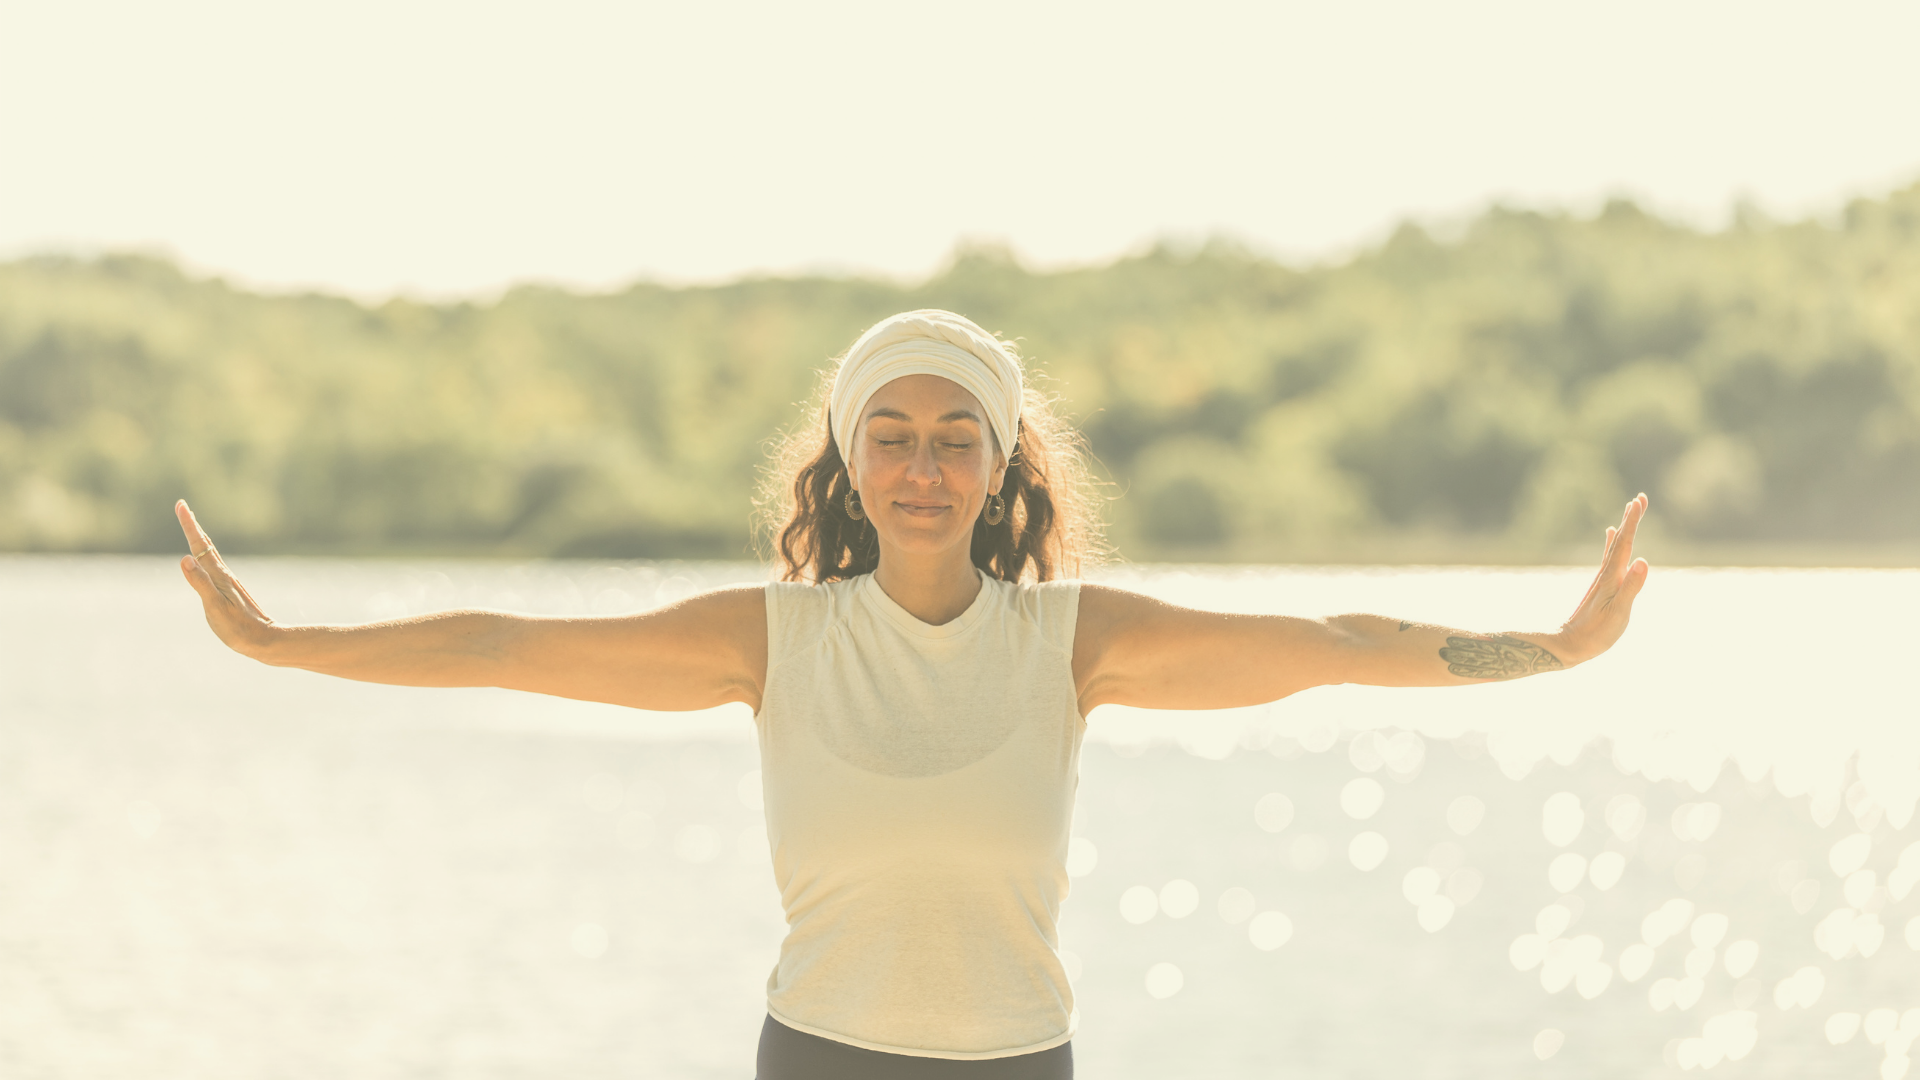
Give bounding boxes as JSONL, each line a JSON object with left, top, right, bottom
{"left": 7, "top": 542, "right": 1919, "bottom": 570}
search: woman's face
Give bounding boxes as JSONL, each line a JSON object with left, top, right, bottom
{"left": 846, "top": 374, "right": 1006, "bottom": 559}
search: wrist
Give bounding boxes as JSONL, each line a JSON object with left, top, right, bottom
{"left": 1539, "top": 629, "right": 1583, "bottom": 668}
{"left": 243, "top": 622, "right": 297, "bottom": 665}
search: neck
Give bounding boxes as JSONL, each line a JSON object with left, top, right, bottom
{"left": 871, "top": 544, "right": 983, "bottom": 626}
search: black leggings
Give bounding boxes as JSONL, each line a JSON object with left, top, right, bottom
{"left": 755, "top": 1016, "right": 1073, "bottom": 1080}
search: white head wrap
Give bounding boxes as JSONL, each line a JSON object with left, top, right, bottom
{"left": 829, "top": 310, "right": 1023, "bottom": 466}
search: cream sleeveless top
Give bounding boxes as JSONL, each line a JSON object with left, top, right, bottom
{"left": 755, "top": 572, "right": 1085, "bottom": 1059}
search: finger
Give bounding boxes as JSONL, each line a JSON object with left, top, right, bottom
{"left": 1607, "top": 495, "right": 1646, "bottom": 572}
{"left": 179, "top": 553, "right": 224, "bottom": 606}
{"left": 1622, "top": 557, "right": 1650, "bottom": 600}
{"left": 176, "top": 499, "right": 218, "bottom": 558}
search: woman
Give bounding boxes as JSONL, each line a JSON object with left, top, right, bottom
{"left": 176, "top": 309, "right": 1650, "bottom": 1079}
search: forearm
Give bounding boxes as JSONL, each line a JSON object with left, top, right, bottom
{"left": 254, "top": 610, "right": 532, "bottom": 688}
{"left": 1323, "top": 613, "right": 1570, "bottom": 687}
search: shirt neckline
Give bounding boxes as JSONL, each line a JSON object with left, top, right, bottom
{"left": 859, "top": 572, "right": 997, "bottom": 640}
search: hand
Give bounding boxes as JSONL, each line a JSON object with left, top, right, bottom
{"left": 1554, "top": 493, "right": 1651, "bottom": 665}
{"left": 175, "top": 500, "right": 279, "bottom": 657}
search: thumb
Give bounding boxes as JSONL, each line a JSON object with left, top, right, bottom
{"left": 180, "top": 555, "right": 223, "bottom": 605}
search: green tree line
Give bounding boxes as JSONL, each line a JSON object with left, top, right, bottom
{"left": 3, "top": 184, "right": 1918, "bottom": 562}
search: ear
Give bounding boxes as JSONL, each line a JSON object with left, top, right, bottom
{"left": 987, "top": 450, "right": 1008, "bottom": 496}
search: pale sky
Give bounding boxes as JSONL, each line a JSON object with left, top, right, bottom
{"left": 5, "top": 0, "right": 1918, "bottom": 298}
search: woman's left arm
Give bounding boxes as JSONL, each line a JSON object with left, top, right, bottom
{"left": 1074, "top": 495, "right": 1650, "bottom": 713}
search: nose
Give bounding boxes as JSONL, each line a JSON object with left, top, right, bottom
{"left": 906, "top": 443, "right": 942, "bottom": 488}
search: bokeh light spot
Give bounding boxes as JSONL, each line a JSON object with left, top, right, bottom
{"left": 1828, "top": 1012, "right": 1863, "bottom": 1044}
{"left": 1542, "top": 792, "right": 1584, "bottom": 847}
{"left": 673, "top": 824, "right": 719, "bottom": 863}
{"left": 1510, "top": 933, "right": 1547, "bottom": 971}
{"left": 1060, "top": 950, "right": 1083, "bottom": 983}
{"left": 1536, "top": 903, "right": 1572, "bottom": 940}
{"left": 1348, "top": 832, "right": 1389, "bottom": 871}
{"left": 1606, "top": 794, "right": 1646, "bottom": 842}
{"left": 1691, "top": 912, "right": 1729, "bottom": 949}
{"left": 1533, "top": 1029, "right": 1564, "bottom": 1060}
{"left": 1402, "top": 867, "right": 1441, "bottom": 905}
{"left": 1289, "top": 835, "right": 1329, "bottom": 873}
{"left": 1145, "top": 962, "right": 1184, "bottom": 999}
{"left": 1846, "top": 869, "right": 1878, "bottom": 908}
{"left": 125, "top": 800, "right": 162, "bottom": 840}
{"left": 1446, "top": 796, "right": 1485, "bottom": 836}
{"left": 1589, "top": 851, "right": 1627, "bottom": 890}
{"left": 1340, "top": 778, "right": 1385, "bottom": 820}
{"left": 736, "top": 769, "right": 763, "bottom": 810}
{"left": 1066, "top": 837, "right": 1099, "bottom": 878}
{"left": 570, "top": 922, "right": 609, "bottom": 959}
{"left": 1217, "top": 886, "right": 1255, "bottom": 925}
{"left": 1254, "top": 792, "right": 1295, "bottom": 833}
{"left": 1249, "top": 911, "right": 1293, "bottom": 950}
{"left": 1159, "top": 879, "right": 1200, "bottom": 919}
{"left": 1671, "top": 802, "right": 1723, "bottom": 843}
{"left": 1120, "top": 885, "right": 1158, "bottom": 924}
{"left": 1446, "top": 868, "right": 1484, "bottom": 906}
{"left": 1348, "top": 732, "right": 1386, "bottom": 773}
{"left": 1724, "top": 939, "right": 1759, "bottom": 978}
{"left": 1619, "top": 942, "right": 1655, "bottom": 982}
{"left": 1417, "top": 895, "right": 1455, "bottom": 932}
{"left": 1830, "top": 833, "right": 1872, "bottom": 876}
{"left": 1548, "top": 853, "right": 1588, "bottom": 893}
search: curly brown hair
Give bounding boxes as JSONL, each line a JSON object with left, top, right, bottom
{"left": 757, "top": 338, "right": 1104, "bottom": 585}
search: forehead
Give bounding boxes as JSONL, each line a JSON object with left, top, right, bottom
{"left": 862, "top": 373, "right": 985, "bottom": 421}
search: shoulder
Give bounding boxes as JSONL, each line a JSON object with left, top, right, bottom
{"left": 1074, "top": 581, "right": 1169, "bottom": 627}
{"left": 765, "top": 576, "right": 859, "bottom": 616}
{"left": 764, "top": 576, "right": 859, "bottom": 664}
{"left": 999, "top": 576, "right": 1085, "bottom": 652}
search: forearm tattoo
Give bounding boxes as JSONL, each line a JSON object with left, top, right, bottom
{"left": 1438, "top": 635, "right": 1564, "bottom": 680}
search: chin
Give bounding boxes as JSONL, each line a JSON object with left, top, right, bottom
{"left": 879, "top": 522, "right": 972, "bottom": 554}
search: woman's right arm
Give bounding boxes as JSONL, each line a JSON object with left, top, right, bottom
{"left": 175, "top": 501, "right": 768, "bottom": 712}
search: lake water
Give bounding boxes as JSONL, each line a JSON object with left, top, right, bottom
{"left": 3, "top": 556, "right": 1917, "bottom": 1078}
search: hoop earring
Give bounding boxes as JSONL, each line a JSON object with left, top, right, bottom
{"left": 983, "top": 492, "right": 1005, "bottom": 526}
{"left": 844, "top": 489, "right": 866, "bottom": 521}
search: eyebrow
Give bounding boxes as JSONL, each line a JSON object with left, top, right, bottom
{"left": 866, "top": 407, "right": 982, "bottom": 425}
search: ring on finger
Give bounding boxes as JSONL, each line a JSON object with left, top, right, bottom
{"left": 191, "top": 546, "right": 216, "bottom": 559}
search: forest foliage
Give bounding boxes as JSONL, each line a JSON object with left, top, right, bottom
{"left": 4, "top": 184, "right": 1919, "bottom": 562}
